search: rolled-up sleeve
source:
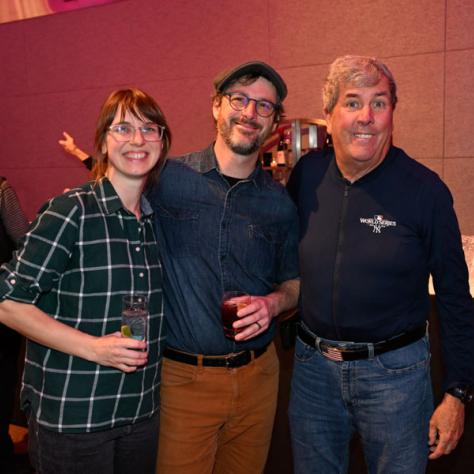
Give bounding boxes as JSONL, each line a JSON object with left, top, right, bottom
{"left": 0, "top": 195, "right": 78, "bottom": 305}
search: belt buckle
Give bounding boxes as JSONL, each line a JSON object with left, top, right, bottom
{"left": 319, "top": 342, "right": 345, "bottom": 362}
{"left": 224, "top": 353, "right": 237, "bottom": 369}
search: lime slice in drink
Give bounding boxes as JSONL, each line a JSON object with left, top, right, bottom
{"left": 121, "top": 324, "right": 132, "bottom": 338}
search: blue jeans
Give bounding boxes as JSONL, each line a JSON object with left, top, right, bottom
{"left": 289, "top": 332, "right": 433, "bottom": 474}
{"left": 28, "top": 412, "right": 159, "bottom": 474}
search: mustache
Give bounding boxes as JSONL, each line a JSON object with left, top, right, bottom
{"left": 231, "top": 117, "right": 262, "bottom": 130}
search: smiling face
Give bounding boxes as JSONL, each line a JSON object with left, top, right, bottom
{"left": 103, "top": 107, "right": 162, "bottom": 188}
{"left": 325, "top": 76, "right": 394, "bottom": 181}
{"left": 213, "top": 76, "right": 278, "bottom": 157}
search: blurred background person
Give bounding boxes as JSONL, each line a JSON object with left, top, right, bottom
{"left": 0, "top": 176, "right": 29, "bottom": 473}
{"left": 58, "top": 131, "right": 93, "bottom": 170}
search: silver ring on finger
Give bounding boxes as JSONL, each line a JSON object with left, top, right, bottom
{"left": 255, "top": 321, "right": 262, "bottom": 330}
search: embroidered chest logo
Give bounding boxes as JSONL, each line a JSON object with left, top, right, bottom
{"left": 360, "top": 215, "right": 397, "bottom": 233}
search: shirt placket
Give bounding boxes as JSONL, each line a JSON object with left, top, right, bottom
{"left": 219, "top": 186, "right": 233, "bottom": 292}
{"left": 125, "top": 215, "right": 148, "bottom": 295}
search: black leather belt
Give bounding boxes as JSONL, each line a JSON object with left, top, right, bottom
{"left": 297, "top": 324, "right": 426, "bottom": 361}
{"left": 163, "top": 345, "right": 268, "bottom": 368}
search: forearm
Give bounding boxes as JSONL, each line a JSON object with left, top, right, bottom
{"left": 265, "top": 278, "right": 300, "bottom": 318}
{"left": 0, "top": 299, "right": 97, "bottom": 362}
{"left": 72, "top": 147, "right": 91, "bottom": 162}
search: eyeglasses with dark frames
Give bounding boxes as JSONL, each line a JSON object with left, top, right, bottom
{"left": 108, "top": 123, "right": 165, "bottom": 142}
{"left": 223, "top": 92, "right": 278, "bottom": 118}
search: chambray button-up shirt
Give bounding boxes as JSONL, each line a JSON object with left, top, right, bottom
{"left": 150, "top": 144, "right": 299, "bottom": 355}
{"left": 0, "top": 177, "right": 164, "bottom": 433}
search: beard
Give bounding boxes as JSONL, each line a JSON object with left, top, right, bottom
{"left": 218, "top": 116, "right": 268, "bottom": 156}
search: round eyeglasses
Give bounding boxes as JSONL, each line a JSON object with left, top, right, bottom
{"left": 108, "top": 123, "right": 165, "bottom": 142}
{"left": 223, "top": 92, "right": 278, "bottom": 118}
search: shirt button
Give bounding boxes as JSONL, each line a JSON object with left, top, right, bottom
{"left": 9, "top": 278, "right": 16, "bottom": 285}
{"left": 139, "top": 272, "right": 144, "bottom": 278}
{"left": 135, "top": 246, "right": 141, "bottom": 252}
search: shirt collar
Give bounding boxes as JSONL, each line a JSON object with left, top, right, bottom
{"left": 94, "top": 176, "right": 153, "bottom": 217}
{"left": 199, "top": 143, "right": 265, "bottom": 190}
{"left": 330, "top": 145, "right": 397, "bottom": 185}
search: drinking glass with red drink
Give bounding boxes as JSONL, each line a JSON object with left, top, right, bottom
{"left": 221, "top": 291, "right": 251, "bottom": 339}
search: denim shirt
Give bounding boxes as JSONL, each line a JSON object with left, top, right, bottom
{"left": 149, "top": 144, "right": 299, "bottom": 354}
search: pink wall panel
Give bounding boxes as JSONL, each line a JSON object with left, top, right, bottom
{"left": 147, "top": 77, "right": 217, "bottom": 156}
{"left": 0, "top": 0, "right": 472, "bottom": 229}
{"left": 21, "top": 0, "right": 271, "bottom": 95}
{"left": 146, "top": 0, "right": 270, "bottom": 80}
{"left": 268, "top": 0, "right": 445, "bottom": 67}
{"left": 24, "top": 2, "right": 157, "bottom": 94}
{"left": 445, "top": 50, "right": 474, "bottom": 158}
{"left": 389, "top": 53, "right": 444, "bottom": 159}
{"left": 279, "top": 64, "right": 328, "bottom": 120}
{"left": 4, "top": 167, "right": 90, "bottom": 222}
{"left": 447, "top": 0, "right": 474, "bottom": 50}
{"left": 0, "top": 22, "right": 28, "bottom": 96}
{"left": 2, "top": 91, "right": 99, "bottom": 168}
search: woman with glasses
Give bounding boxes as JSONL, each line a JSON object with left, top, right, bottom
{"left": 0, "top": 88, "right": 171, "bottom": 474}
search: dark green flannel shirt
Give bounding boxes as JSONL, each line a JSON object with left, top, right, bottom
{"left": 0, "top": 177, "right": 164, "bottom": 433}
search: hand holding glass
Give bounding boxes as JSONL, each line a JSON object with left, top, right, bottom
{"left": 221, "top": 291, "right": 251, "bottom": 339}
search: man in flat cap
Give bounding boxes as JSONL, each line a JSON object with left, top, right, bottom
{"left": 150, "top": 61, "right": 299, "bottom": 473}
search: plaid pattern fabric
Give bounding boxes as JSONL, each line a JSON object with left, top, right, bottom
{"left": 0, "top": 177, "right": 164, "bottom": 433}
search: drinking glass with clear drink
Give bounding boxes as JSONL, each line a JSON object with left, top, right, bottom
{"left": 221, "top": 291, "right": 251, "bottom": 339}
{"left": 121, "top": 294, "right": 148, "bottom": 341}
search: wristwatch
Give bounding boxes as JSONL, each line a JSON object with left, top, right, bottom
{"left": 446, "top": 386, "right": 474, "bottom": 404}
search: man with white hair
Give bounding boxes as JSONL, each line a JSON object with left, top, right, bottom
{"left": 287, "top": 55, "right": 474, "bottom": 473}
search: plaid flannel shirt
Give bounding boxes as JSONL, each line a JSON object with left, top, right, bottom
{"left": 0, "top": 177, "right": 164, "bottom": 433}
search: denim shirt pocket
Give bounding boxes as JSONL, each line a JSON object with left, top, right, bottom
{"left": 156, "top": 205, "right": 200, "bottom": 258}
{"left": 245, "top": 223, "right": 282, "bottom": 277}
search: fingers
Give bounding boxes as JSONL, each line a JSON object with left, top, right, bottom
{"left": 117, "top": 363, "right": 138, "bottom": 373}
{"left": 230, "top": 296, "right": 273, "bottom": 341}
{"left": 120, "top": 350, "right": 148, "bottom": 368}
{"left": 60, "top": 131, "right": 72, "bottom": 143}
{"left": 111, "top": 351, "right": 148, "bottom": 372}
{"left": 59, "top": 132, "right": 74, "bottom": 151}
{"left": 429, "top": 439, "right": 457, "bottom": 459}
{"left": 93, "top": 334, "right": 148, "bottom": 371}
{"left": 428, "top": 396, "right": 465, "bottom": 459}
{"left": 428, "top": 420, "right": 463, "bottom": 459}
{"left": 234, "top": 319, "right": 264, "bottom": 340}
{"left": 428, "top": 423, "right": 437, "bottom": 446}
{"left": 430, "top": 428, "right": 462, "bottom": 458}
